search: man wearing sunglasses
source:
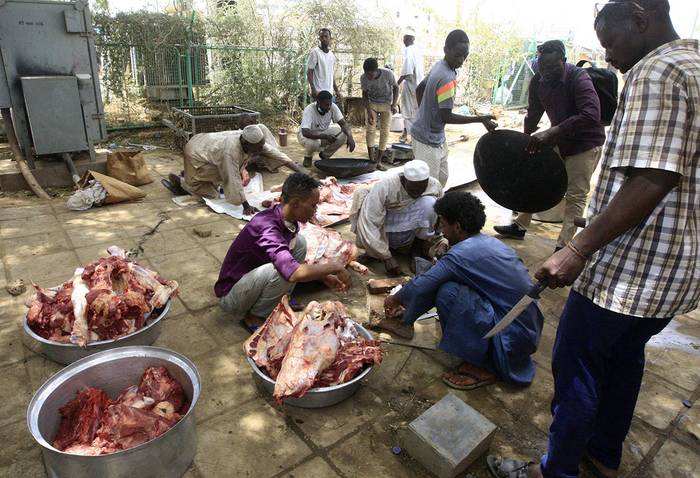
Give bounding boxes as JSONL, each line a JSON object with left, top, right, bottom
{"left": 489, "top": 1, "right": 700, "bottom": 477}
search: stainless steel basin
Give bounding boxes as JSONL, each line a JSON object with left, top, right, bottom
{"left": 23, "top": 301, "right": 170, "bottom": 365}
{"left": 247, "top": 320, "right": 377, "bottom": 408}
{"left": 27, "top": 346, "right": 200, "bottom": 478}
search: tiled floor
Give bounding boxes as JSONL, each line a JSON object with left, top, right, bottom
{"left": 1, "top": 126, "right": 698, "bottom": 477}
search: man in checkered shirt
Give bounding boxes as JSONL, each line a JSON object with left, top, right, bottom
{"left": 488, "top": 1, "right": 700, "bottom": 477}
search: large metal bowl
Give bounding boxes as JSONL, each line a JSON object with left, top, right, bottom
{"left": 23, "top": 301, "right": 171, "bottom": 365}
{"left": 27, "top": 346, "right": 200, "bottom": 478}
{"left": 247, "top": 320, "right": 377, "bottom": 408}
{"left": 314, "top": 158, "right": 378, "bottom": 178}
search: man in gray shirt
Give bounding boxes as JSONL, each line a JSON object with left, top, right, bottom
{"left": 361, "top": 57, "right": 399, "bottom": 166}
{"left": 412, "top": 29, "right": 497, "bottom": 185}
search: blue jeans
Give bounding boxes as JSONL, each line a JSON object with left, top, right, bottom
{"left": 540, "top": 291, "right": 671, "bottom": 477}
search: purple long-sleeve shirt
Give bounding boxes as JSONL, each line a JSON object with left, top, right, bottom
{"left": 214, "top": 204, "right": 301, "bottom": 297}
{"left": 524, "top": 63, "right": 605, "bottom": 157}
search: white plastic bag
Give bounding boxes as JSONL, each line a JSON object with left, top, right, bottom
{"left": 66, "top": 180, "right": 107, "bottom": 211}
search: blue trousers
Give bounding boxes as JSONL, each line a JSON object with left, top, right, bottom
{"left": 540, "top": 291, "right": 671, "bottom": 477}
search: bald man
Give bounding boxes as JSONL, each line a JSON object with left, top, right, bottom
{"left": 166, "top": 125, "right": 304, "bottom": 216}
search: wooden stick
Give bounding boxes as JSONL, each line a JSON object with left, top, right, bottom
{"left": 1, "top": 108, "right": 51, "bottom": 200}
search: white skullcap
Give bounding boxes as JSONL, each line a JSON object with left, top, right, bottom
{"left": 241, "top": 124, "right": 264, "bottom": 143}
{"left": 403, "top": 160, "right": 430, "bottom": 182}
{"left": 403, "top": 27, "right": 416, "bottom": 37}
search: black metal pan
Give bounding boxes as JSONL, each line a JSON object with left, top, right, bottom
{"left": 473, "top": 130, "right": 568, "bottom": 213}
{"left": 314, "top": 158, "right": 378, "bottom": 178}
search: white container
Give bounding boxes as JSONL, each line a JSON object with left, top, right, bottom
{"left": 390, "top": 113, "right": 404, "bottom": 132}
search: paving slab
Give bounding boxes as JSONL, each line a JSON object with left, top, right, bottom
{"left": 282, "top": 457, "right": 341, "bottom": 478}
{"left": 203, "top": 241, "right": 231, "bottom": 263}
{"left": 0, "top": 204, "right": 54, "bottom": 221}
{"left": 280, "top": 386, "right": 390, "bottom": 448}
{"left": 0, "top": 232, "right": 72, "bottom": 259}
{"left": 187, "top": 219, "right": 242, "bottom": 245}
{"left": 0, "top": 214, "right": 61, "bottom": 239}
{"left": 0, "top": 315, "right": 26, "bottom": 367}
{"left": 647, "top": 440, "right": 700, "bottom": 478}
{"left": 634, "top": 374, "right": 689, "bottom": 430}
{"left": 488, "top": 371, "right": 556, "bottom": 435}
{"left": 73, "top": 239, "right": 138, "bottom": 264}
{"left": 140, "top": 229, "right": 200, "bottom": 257}
{"left": 677, "top": 403, "right": 700, "bottom": 442}
{"left": 4, "top": 250, "right": 79, "bottom": 284}
{"left": 617, "top": 420, "right": 660, "bottom": 476}
{"left": 191, "top": 346, "right": 259, "bottom": 422}
{"left": 0, "top": 362, "right": 33, "bottom": 428}
{"left": 194, "top": 400, "right": 312, "bottom": 478}
{"left": 154, "top": 313, "right": 219, "bottom": 358}
{"left": 196, "top": 305, "right": 250, "bottom": 348}
{"left": 24, "top": 355, "right": 65, "bottom": 391}
{"left": 327, "top": 412, "right": 433, "bottom": 478}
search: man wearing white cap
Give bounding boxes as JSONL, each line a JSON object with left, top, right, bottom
{"left": 397, "top": 27, "right": 424, "bottom": 143}
{"left": 167, "top": 125, "right": 304, "bottom": 216}
{"left": 350, "top": 159, "right": 445, "bottom": 276}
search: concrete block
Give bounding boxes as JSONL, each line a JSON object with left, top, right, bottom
{"left": 400, "top": 393, "right": 497, "bottom": 478}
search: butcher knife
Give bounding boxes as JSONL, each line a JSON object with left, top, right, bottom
{"left": 483, "top": 279, "right": 548, "bottom": 339}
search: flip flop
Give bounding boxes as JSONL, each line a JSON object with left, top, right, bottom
{"left": 239, "top": 318, "right": 259, "bottom": 334}
{"left": 486, "top": 455, "right": 535, "bottom": 478}
{"left": 442, "top": 363, "right": 497, "bottom": 390}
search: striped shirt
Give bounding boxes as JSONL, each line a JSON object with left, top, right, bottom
{"left": 411, "top": 59, "right": 457, "bottom": 146}
{"left": 574, "top": 39, "right": 700, "bottom": 318}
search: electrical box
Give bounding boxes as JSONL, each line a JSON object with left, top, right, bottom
{"left": 21, "top": 76, "right": 89, "bottom": 155}
{"left": 0, "top": 0, "right": 106, "bottom": 165}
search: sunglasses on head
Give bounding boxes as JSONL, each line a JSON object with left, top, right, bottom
{"left": 593, "top": 1, "right": 658, "bottom": 18}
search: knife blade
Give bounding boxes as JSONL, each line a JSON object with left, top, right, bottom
{"left": 483, "top": 279, "right": 548, "bottom": 339}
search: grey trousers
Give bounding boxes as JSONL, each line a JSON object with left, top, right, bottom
{"left": 219, "top": 235, "right": 307, "bottom": 319}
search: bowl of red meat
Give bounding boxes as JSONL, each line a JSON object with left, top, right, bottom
{"left": 27, "top": 346, "right": 200, "bottom": 478}
{"left": 23, "top": 246, "right": 178, "bottom": 365}
{"left": 244, "top": 297, "right": 383, "bottom": 408}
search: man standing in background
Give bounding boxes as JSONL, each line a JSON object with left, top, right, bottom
{"left": 361, "top": 57, "right": 399, "bottom": 166}
{"left": 398, "top": 27, "right": 424, "bottom": 144}
{"left": 412, "top": 29, "right": 497, "bottom": 186}
{"left": 494, "top": 40, "right": 605, "bottom": 251}
{"left": 307, "top": 28, "right": 340, "bottom": 101}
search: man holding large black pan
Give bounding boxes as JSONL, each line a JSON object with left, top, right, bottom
{"left": 494, "top": 40, "right": 605, "bottom": 251}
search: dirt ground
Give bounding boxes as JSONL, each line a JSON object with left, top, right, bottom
{"left": 1, "top": 124, "right": 699, "bottom": 477}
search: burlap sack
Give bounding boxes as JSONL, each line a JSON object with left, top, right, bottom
{"left": 79, "top": 170, "right": 146, "bottom": 204}
{"left": 106, "top": 150, "right": 153, "bottom": 186}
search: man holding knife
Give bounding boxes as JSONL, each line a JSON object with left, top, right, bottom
{"left": 488, "top": 1, "right": 700, "bottom": 477}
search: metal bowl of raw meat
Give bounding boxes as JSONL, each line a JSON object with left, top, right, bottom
{"left": 247, "top": 320, "right": 376, "bottom": 408}
{"left": 23, "top": 300, "right": 171, "bottom": 365}
{"left": 27, "top": 346, "right": 200, "bottom": 478}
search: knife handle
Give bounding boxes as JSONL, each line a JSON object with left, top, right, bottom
{"left": 527, "top": 279, "right": 548, "bottom": 299}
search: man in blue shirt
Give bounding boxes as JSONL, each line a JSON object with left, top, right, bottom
{"left": 382, "top": 191, "right": 544, "bottom": 389}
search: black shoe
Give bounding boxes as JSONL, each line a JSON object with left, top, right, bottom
{"left": 303, "top": 157, "right": 312, "bottom": 168}
{"left": 493, "top": 224, "right": 526, "bottom": 239}
{"left": 162, "top": 174, "right": 188, "bottom": 196}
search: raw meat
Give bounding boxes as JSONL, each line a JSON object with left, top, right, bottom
{"left": 300, "top": 222, "right": 368, "bottom": 275}
{"left": 25, "top": 246, "right": 178, "bottom": 346}
{"left": 245, "top": 299, "right": 383, "bottom": 404}
{"left": 53, "top": 388, "right": 111, "bottom": 451}
{"left": 269, "top": 177, "right": 369, "bottom": 227}
{"left": 315, "top": 339, "right": 383, "bottom": 387}
{"left": 25, "top": 282, "right": 75, "bottom": 343}
{"left": 244, "top": 296, "right": 300, "bottom": 379}
{"left": 273, "top": 301, "right": 343, "bottom": 403}
{"left": 54, "top": 366, "right": 187, "bottom": 455}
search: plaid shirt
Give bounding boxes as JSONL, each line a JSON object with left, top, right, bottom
{"left": 574, "top": 39, "right": 700, "bottom": 318}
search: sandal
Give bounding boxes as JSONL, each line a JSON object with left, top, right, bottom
{"left": 487, "top": 455, "right": 536, "bottom": 478}
{"left": 442, "top": 363, "right": 496, "bottom": 390}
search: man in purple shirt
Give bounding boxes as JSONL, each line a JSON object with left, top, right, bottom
{"left": 215, "top": 173, "right": 351, "bottom": 331}
{"left": 494, "top": 40, "right": 605, "bottom": 251}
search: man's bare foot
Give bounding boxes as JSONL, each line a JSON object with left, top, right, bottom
{"left": 373, "top": 316, "right": 414, "bottom": 339}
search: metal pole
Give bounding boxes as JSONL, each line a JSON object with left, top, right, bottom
{"left": 185, "top": 11, "right": 195, "bottom": 107}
